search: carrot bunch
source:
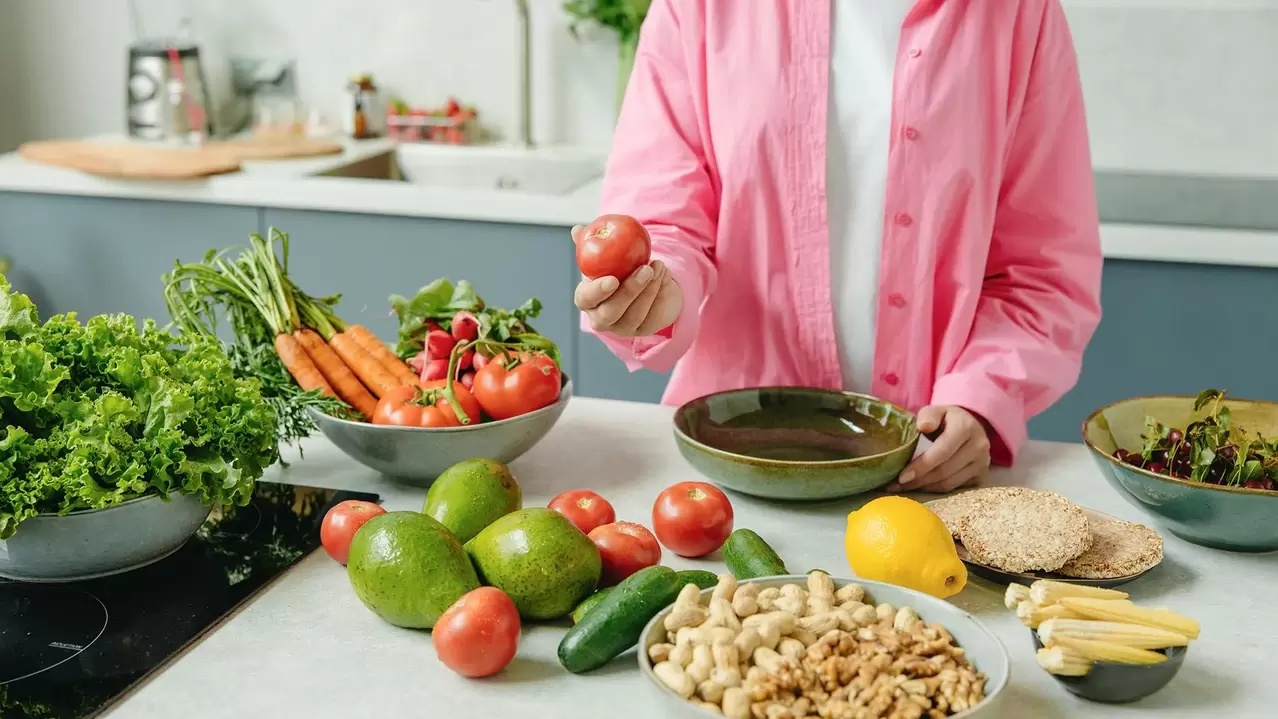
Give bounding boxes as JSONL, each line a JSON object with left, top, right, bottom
{"left": 163, "top": 228, "right": 418, "bottom": 421}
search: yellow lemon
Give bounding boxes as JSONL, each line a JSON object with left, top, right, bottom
{"left": 845, "top": 496, "right": 967, "bottom": 599}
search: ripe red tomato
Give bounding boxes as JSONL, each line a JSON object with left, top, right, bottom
{"left": 371, "top": 382, "right": 482, "bottom": 427}
{"left": 576, "top": 214, "right": 652, "bottom": 280}
{"left": 548, "top": 490, "right": 616, "bottom": 535}
{"left": 433, "top": 587, "right": 521, "bottom": 678}
{"left": 320, "top": 500, "right": 387, "bottom": 564}
{"left": 652, "top": 482, "right": 734, "bottom": 558}
{"left": 588, "top": 521, "right": 662, "bottom": 586}
{"left": 472, "top": 352, "right": 561, "bottom": 421}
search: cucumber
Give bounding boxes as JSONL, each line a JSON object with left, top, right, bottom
{"left": 571, "top": 587, "right": 615, "bottom": 624}
{"left": 558, "top": 565, "right": 683, "bottom": 674}
{"left": 675, "top": 569, "right": 720, "bottom": 590}
{"left": 722, "top": 529, "right": 788, "bottom": 579}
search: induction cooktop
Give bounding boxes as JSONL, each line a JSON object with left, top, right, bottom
{"left": 0, "top": 482, "right": 380, "bottom": 719}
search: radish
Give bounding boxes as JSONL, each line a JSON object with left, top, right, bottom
{"left": 458, "top": 349, "right": 475, "bottom": 371}
{"left": 421, "top": 358, "right": 449, "bottom": 382}
{"left": 426, "top": 330, "right": 456, "bottom": 360}
{"left": 460, "top": 370, "right": 475, "bottom": 390}
{"left": 451, "top": 311, "right": 480, "bottom": 342}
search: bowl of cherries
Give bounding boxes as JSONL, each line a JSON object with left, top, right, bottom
{"left": 1083, "top": 389, "right": 1278, "bottom": 553}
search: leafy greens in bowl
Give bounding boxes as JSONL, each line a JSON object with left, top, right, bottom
{"left": 0, "top": 277, "right": 277, "bottom": 539}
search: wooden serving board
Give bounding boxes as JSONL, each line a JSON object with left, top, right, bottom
{"left": 18, "top": 140, "right": 242, "bottom": 180}
{"left": 18, "top": 137, "right": 345, "bottom": 180}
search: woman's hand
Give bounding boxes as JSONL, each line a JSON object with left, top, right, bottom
{"left": 886, "top": 405, "right": 992, "bottom": 493}
{"left": 572, "top": 225, "right": 683, "bottom": 338}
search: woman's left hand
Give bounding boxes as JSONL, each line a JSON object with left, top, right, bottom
{"left": 885, "top": 405, "right": 991, "bottom": 493}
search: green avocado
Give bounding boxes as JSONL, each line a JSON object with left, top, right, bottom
{"left": 346, "top": 511, "right": 480, "bottom": 629}
{"left": 422, "top": 458, "right": 523, "bottom": 543}
{"left": 465, "top": 508, "right": 602, "bottom": 620}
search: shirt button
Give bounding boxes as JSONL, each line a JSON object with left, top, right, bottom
{"left": 903, "top": 126, "right": 920, "bottom": 141}
{"left": 888, "top": 293, "right": 907, "bottom": 309}
{"left": 883, "top": 372, "right": 900, "bottom": 387}
{"left": 907, "top": 48, "right": 922, "bottom": 59}
{"left": 895, "top": 212, "right": 913, "bottom": 227}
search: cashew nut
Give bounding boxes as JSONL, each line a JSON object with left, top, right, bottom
{"left": 894, "top": 606, "right": 922, "bottom": 632}
{"left": 647, "top": 642, "right": 673, "bottom": 664}
{"left": 664, "top": 583, "right": 710, "bottom": 632}
{"left": 733, "top": 627, "right": 762, "bottom": 659}
{"left": 731, "top": 583, "right": 760, "bottom": 618}
{"left": 711, "top": 573, "right": 738, "bottom": 604}
{"left": 876, "top": 603, "right": 896, "bottom": 622}
{"left": 798, "top": 611, "right": 840, "bottom": 635}
{"left": 787, "top": 626, "right": 819, "bottom": 647}
{"left": 743, "top": 611, "right": 796, "bottom": 635}
{"left": 696, "top": 679, "right": 725, "bottom": 704}
{"left": 752, "top": 646, "right": 785, "bottom": 673}
{"left": 668, "top": 642, "right": 693, "bottom": 668}
{"left": 756, "top": 586, "right": 781, "bottom": 612}
{"left": 687, "top": 644, "right": 714, "bottom": 684}
{"left": 721, "top": 687, "right": 750, "bottom": 719}
{"left": 778, "top": 637, "right": 805, "bottom": 660}
{"left": 706, "top": 597, "right": 742, "bottom": 632}
{"left": 851, "top": 604, "right": 878, "bottom": 626}
{"left": 653, "top": 661, "right": 695, "bottom": 699}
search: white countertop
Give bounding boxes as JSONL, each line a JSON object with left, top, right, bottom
{"left": 103, "top": 397, "right": 1274, "bottom": 719}
{"left": 1, "top": 140, "right": 1277, "bottom": 267}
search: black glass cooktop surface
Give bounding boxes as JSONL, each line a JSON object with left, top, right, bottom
{"left": 0, "top": 482, "right": 379, "bottom": 719}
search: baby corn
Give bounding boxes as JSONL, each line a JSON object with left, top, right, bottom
{"left": 1037, "top": 618, "right": 1189, "bottom": 649}
{"left": 1048, "top": 636, "right": 1168, "bottom": 665}
{"left": 1005, "top": 583, "right": 1031, "bottom": 610}
{"left": 1036, "top": 646, "right": 1092, "bottom": 677}
{"left": 1017, "top": 601, "right": 1076, "bottom": 629}
{"left": 1029, "top": 579, "right": 1128, "bottom": 607}
{"left": 1059, "top": 598, "right": 1200, "bottom": 640}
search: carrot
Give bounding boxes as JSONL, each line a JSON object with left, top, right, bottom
{"left": 274, "top": 333, "right": 336, "bottom": 397}
{"left": 345, "top": 324, "right": 418, "bottom": 386}
{"left": 329, "top": 331, "right": 402, "bottom": 398}
{"left": 293, "top": 329, "right": 378, "bottom": 418}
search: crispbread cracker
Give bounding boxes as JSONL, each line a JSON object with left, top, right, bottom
{"left": 1057, "top": 515, "right": 1163, "bottom": 579}
{"left": 926, "top": 487, "right": 1034, "bottom": 539}
{"left": 958, "top": 489, "right": 1091, "bottom": 573}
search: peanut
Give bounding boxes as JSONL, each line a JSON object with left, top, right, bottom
{"left": 876, "top": 603, "right": 896, "bottom": 622}
{"left": 778, "top": 637, "right": 805, "bottom": 660}
{"left": 834, "top": 583, "right": 865, "bottom": 604}
{"left": 798, "top": 611, "right": 840, "bottom": 635}
{"left": 653, "top": 661, "right": 695, "bottom": 699}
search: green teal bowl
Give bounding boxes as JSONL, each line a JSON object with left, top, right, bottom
{"left": 673, "top": 387, "right": 919, "bottom": 501}
{"left": 1082, "top": 395, "right": 1278, "bottom": 552}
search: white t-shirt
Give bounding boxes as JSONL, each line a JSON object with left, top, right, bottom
{"left": 827, "top": 0, "right": 914, "bottom": 393}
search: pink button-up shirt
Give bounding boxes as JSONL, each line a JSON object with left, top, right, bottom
{"left": 584, "top": 0, "right": 1103, "bottom": 465}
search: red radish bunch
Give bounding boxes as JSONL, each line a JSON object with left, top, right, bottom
{"left": 409, "top": 311, "right": 483, "bottom": 385}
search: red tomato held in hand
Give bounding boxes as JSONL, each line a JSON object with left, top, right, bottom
{"left": 548, "top": 490, "right": 616, "bottom": 535}
{"left": 433, "top": 587, "right": 521, "bottom": 678}
{"left": 588, "top": 521, "right": 661, "bottom": 586}
{"left": 472, "top": 352, "right": 561, "bottom": 421}
{"left": 576, "top": 214, "right": 652, "bottom": 280}
{"left": 652, "top": 482, "right": 734, "bottom": 558}
{"left": 320, "top": 500, "right": 387, "bottom": 564}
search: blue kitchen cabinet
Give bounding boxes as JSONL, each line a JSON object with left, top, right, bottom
{"left": 0, "top": 192, "right": 259, "bottom": 321}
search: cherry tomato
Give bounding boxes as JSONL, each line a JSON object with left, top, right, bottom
{"left": 548, "top": 490, "right": 616, "bottom": 535}
{"left": 471, "top": 352, "right": 561, "bottom": 421}
{"left": 320, "top": 500, "right": 387, "bottom": 564}
{"left": 576, "top": 214, "right": 652, "bottom": 280}
{"left": 588, "top": 521, "right": 661, "bottom": 586}
{"left": 652, "top": 482, "right": 734, "bottom": 558}
{"left": 433, "top": 587, "right": 521, "bottom": 678}
{"left": 371, "top": 382, "right": 482, "bottom": 428}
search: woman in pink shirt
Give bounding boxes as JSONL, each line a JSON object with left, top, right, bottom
{"left": 574, "top": 0, "right": 1103, "bottom": 493}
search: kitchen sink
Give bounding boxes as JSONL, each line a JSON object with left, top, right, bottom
{"left": 318, "top": 143, "right": 604, "bottom": 196}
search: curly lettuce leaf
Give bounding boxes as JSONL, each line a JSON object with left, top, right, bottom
{"left": 0, "top": 277, "right": 277, "bottom": 540}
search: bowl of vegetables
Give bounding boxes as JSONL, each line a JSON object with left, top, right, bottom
{"left": 0, "top": 278, "right": 276, "bottom": 582}
{"left": 1082, "top": 389, "right": 1278, "bottom": 552}
{"left": 673, "top": 388, "right": 919, "bottom": 500}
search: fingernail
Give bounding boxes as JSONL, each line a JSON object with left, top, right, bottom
{"left": 883, "top": 483, "right": 901, "bottom": 493}
{"left": 635, "top": 266, "right": 653, "bottom": 283}
{"left": 898, "top": 470, "right": 915, "bottom": 485}
{"left": 600, "top": 277, "right": 618, "bottom": 291}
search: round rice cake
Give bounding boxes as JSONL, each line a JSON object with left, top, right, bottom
{"left": 958, "top": 490, "right": 1091, "bottom": 573}
{"left": 926, "top": 487, "right": 1035, "bottom": 540}
{"left": 1057, "top": 515, "right": 1163, "bottom": 579}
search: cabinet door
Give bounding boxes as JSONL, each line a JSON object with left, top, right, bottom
{"left": 0, "top": 192, "right": 260, "bottom": 321}
{"left": 261, "top": 209, "right": 578, "bottom": 376}
{"left": 1028, "top": 259, "right": 1278, "bottom": 442}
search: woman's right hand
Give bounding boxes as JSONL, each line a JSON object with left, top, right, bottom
{"left": 572, "top": 225, "right": 683, "bottom": 338}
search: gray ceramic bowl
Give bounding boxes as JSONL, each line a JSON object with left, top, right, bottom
{"left": 639, "top": 575, "right": 1010, "bottom": 718}
{"left": 0, "top": 492, "right": 213, "bottom": 582}
{"left": 310, "top": 377, "right": 572, "bottom": 486}
{"left": 1031, "top": 631, "right": 1186, "bottom": 704}
{"left": 673, "top": 387, "right": 919, "bottom": 500}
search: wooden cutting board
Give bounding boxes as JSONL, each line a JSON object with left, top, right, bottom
{"left": 17, "top": 137, "right": 345, "bottom": 180}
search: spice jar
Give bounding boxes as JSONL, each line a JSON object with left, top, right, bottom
{"left": 342, "top": 74, "right": 381, "bottom": 139}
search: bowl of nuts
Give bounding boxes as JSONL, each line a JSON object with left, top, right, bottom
{"left": 638, "top": 573, "right": 1009, "bottom": 719}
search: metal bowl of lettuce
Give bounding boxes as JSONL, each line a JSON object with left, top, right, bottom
{"left": 0, "top": 492, "right": 213, "bottom": 582}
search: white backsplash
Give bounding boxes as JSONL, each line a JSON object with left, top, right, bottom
{"left": 1, "top": 0, "right": 1276, "bottom": 178}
